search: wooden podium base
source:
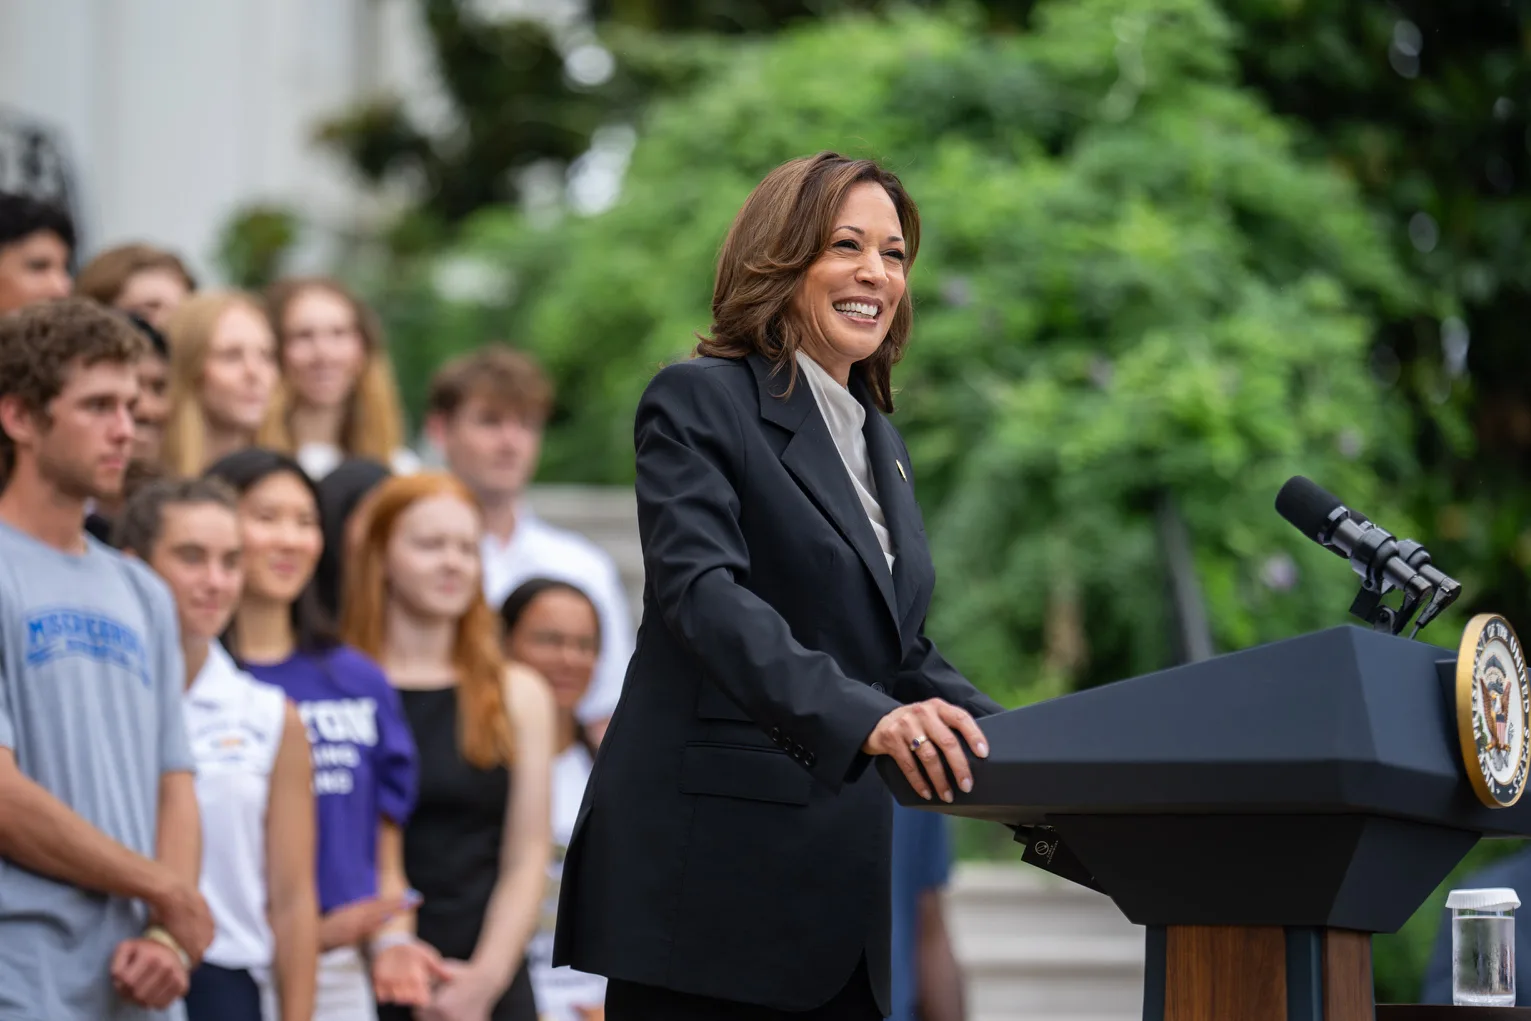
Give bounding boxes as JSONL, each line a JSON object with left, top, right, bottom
{"left": 1143, "top": 925, "right": 1374, "bottom": 1021}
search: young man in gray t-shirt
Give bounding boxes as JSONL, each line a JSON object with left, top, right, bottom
{"left": 0, "top": 299, "right": 213, "bottom": 1020}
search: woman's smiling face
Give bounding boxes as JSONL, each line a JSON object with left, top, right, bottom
{"left": 236, "top": 470, "right": 323, "bottom": 605}
{"left": 790, "top": 181, "right": 909, "bottom": 385}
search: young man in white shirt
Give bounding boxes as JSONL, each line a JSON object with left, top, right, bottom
{"left": 0, "top": 298, "right": 214, "bottom": 1019}
{"left": 426, "top": 345, "right": 633, "bottom": 744}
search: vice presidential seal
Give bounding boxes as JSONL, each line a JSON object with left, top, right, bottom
{"left": 1457, "top": 614, "right": 1531, "bottom": 808}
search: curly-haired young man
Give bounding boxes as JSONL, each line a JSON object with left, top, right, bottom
{"left": 0, "top": 298, "right": 213, "bottom": 1019}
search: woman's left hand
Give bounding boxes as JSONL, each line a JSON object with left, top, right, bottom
{"left": 416, "top": 961, "right": 501, "bottom": 1021}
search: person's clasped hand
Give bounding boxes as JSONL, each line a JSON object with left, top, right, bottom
{"left": 110, "top": 937, "right": 187, "bottom": 1010}
{"left": 861, "top": 698, "right": 989, "bottom": 803}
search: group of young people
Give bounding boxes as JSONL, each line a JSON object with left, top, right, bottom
{"left": 0, "top": 192, "right": 629, "bottom": 1021}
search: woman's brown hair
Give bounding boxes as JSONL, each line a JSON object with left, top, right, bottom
{"left": 75, "top": 243, "right": 197, "bottom": 305}
{"left": 695, "top": 151, "right": 921, "bottom": 413}
{"left": 341, "top": 472, "right": 515, "bottom": 768}
{"left": 259, "top": 277, "right": 407, "bottom": 463}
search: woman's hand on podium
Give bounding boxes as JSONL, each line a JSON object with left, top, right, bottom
{"left": 862, "top": 698, "right": 989, "bottom": 803}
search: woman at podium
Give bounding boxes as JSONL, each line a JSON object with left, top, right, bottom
{"left": 551, "top": 152, "right": 1003, "bottom": 1020}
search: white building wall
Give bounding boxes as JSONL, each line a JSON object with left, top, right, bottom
{"left": 0, "top": 0, "right": 411, "bottom": 281}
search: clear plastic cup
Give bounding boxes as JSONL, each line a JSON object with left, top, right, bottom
{"left": 1447, "top": 887, "right": 1519, "bottom": 1007}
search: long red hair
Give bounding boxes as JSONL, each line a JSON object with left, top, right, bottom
{"left": 341, "top": 472, "right": 514, "bottom": 768}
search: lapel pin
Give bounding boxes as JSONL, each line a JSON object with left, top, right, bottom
{"left": 896, "top": 460, "right": 907, "bottom": 482}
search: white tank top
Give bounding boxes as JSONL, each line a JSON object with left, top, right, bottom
{"left": 527, "top": 743, "right": 607, "bottom": 1019}
{"left": 183, "top": 641, "right": 288, "bottom": 970}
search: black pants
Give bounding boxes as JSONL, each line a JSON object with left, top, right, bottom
{"left": 606, "top": 954, "right": 883, "bottom": 1021}
{"left": 184, "top": 962, "right": 262, "bottom": 1021}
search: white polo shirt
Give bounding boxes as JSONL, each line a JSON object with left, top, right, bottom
{"left": 481, "top": 509, "right": 634, "bottom": 724}
{"left": 183, "top": 641, "right": 288, "bottom": 971}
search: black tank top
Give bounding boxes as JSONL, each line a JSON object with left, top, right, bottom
{"left": 383, "top": 686, "right": 536, "bottom": 1021}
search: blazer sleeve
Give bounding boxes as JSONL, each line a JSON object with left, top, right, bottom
{"left": 894, "top": 628, "right": 1005, "bottom": 719}
{"left": 635, "top": 362, "right": 901, "bottom": 793}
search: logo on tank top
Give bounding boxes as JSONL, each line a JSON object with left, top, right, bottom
{"left": 299, "top": 698, "right": 379, "bottom": 796}
{"left": 24, "top": 608, "right": 150, "bottom": 687}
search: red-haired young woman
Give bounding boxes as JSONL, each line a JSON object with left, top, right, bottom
{"left": 344, "top": 472, "right": 554, "bottom": 1021}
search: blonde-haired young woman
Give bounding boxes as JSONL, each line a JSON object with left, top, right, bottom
{"left": 161, "top": 291, "right": 281, "bottom": 477}
{"left": 260, "top": 277, "right": 419, "bottom": 481}
{"left": 344, "top": 472, "right": 553, "bottom": 1021}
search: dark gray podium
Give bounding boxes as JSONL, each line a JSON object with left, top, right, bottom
{"left": 882, "top": 625, "right": 1531, "bottom": 1021}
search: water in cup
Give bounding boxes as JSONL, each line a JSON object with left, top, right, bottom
{"left": 1448, "top": 887, "right": 1519, "bottom": 1007}
{"left": 1454, "top": 913, "right": 1516, "bottom": 1006}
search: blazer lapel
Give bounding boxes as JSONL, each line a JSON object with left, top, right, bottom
{"left": 857, "top": 380, "right": 923, "bottom": 625}
{"left": 750, "top": 354, "right": 899, "bottom": 631}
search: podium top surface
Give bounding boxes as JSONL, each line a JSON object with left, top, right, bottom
{"left": 895, "top": 626, "right": 1531, "bottom": 838}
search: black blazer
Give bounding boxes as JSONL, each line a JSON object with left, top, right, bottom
{"left": 552, "top": 353, "right": 1003, "bottom": 1013}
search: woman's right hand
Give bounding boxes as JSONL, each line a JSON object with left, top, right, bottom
{"left": 373, "top": 939, "right": 450, "bottom": 1006}
{"left": 317, "top": 894, "right": 412, "bottom": 950}
{"left": 861, "top": 698, "right": 989, "bottom": 803}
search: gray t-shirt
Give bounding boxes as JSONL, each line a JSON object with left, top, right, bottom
{"left": 0, "top": 521, "right": 194, "bottom": 1021}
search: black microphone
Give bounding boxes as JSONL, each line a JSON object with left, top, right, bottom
{"left": 1275, "top": 476, "right": 1460, "bottom": 633}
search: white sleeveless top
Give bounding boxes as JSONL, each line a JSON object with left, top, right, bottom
{"left": 527, "top": 743, "right": 607, "bottom": 1019}
{"left": 183, "top": 641, "right": 288, "bottom": 970}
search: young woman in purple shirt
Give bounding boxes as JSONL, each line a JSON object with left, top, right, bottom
{"left": 206, "top": 448, "right": 440, "bottom": 1018}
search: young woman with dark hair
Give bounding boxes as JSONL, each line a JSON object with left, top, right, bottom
{"left": 499, "top": 578, "right": 606, "bottom": 1021}
{"left": 313, "top": 456, "right": 393, "bottom": 620}
{"left": 205, "top": 447, "right": 436, "bottom": 1019}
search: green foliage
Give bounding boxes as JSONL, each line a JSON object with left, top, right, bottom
{"left": 1221, "top": 0, "right": 1531, "bottom": 644}
{"left": 382, "top": 0, "right": 1429, "bottom": 708}
{"left": 316, "top": 0, "right": 627, "bottom": 240}
{"left": 214, "top": 204, "right": 301, "bottom": 290}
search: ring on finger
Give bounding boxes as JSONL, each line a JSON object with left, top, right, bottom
{"left": 910, "top": 734, "right": 929, "bottom": 753}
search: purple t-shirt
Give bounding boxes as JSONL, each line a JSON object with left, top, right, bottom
{"left": 245, "top": 645, "right": 417, "bottom": 914}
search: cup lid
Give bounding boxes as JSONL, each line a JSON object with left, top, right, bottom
{"left": 1446, "top": 888, "right": 1521, "bottom": 911}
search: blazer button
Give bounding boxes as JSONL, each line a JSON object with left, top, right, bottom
{"left": 804, "top": 752, "right": 816, "bottom": 767}
{"left": 871, "top": 683, "right": 886, "bottom": 694}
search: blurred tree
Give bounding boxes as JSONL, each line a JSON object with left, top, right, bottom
{"left": 389, "top": 0, "right": 1422, "bottom": 710}
{"left": 316, "top": 0, "right": 623, "bottom": 251}
{"left": 589, "top": 0, "right": 867, "bottom": 32}
{"left": 1216, "top": 0, "right": 1531, "bottom": 638}
{"left": 214, "top": 204, "right": 301, "bottom": 290}
{"left": 336, "top": 1, "right": 1529, "bottom": 627}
